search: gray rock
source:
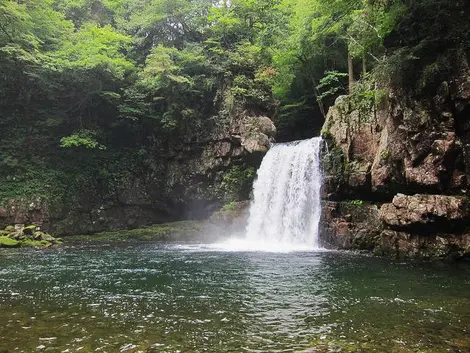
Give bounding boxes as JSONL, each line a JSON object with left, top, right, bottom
{"left": 380, "top": 194, "right": 469, "bottom": 229}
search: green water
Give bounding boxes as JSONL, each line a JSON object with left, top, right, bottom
{"left": 0, "top": 242, "right": 469, "bottom": 353}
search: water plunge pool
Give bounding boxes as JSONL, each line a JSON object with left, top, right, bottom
{"left": 1, "top": 242, "right": 469, "bottom": 352}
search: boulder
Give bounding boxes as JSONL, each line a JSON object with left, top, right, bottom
{"left": 377, "top": 230, "right": 470, "bottom": 260}
{"left": 239, "top": 116, "right": 276, "bottom": 154}
{"left": 0, "top": 224, "right": 61, "bottom": 248}
{"left": 0, "top": 236, "right": 20, "bottom": 248}
{"left": 380, "top": 194, "right": 469, "bottom": 229}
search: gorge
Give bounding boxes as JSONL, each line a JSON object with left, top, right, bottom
{"left": 1, "top": 0, "right": 470, "bottom": 261}
{"left": 2, "top": 0, "right": 470, "bottom": 351}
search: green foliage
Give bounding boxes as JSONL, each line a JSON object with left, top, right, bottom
{"left": 380, "top": 149, "right": 390, "bottom": 160}
{"left": 0, "top": 0, "right": 468, "bottom": 212}
{"left": 222, "top": 201, "right": 238, "bottom": 212}
{"left": 60, "top": 130, "right": 106, "bottom": 150}
{"left": 53, "top": 23, "right": 133, "bottom": 77}
{"left": 219, "top": 165, "right": 256, "bottom": 202}
{"left": 347, "top": 199, "right": 364, "bottom": 206}
{"left": 316, "top": 71, "right": 348, "bottom": 101}
{"left": 342, "top": 71, "right": 388, "bottom": 123}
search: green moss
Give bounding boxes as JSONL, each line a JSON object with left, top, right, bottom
{"left": 0, "top": 224, "right": 61, "bottom": 248}
{"left": 21, "top": 239, "right": 52, "bottom": 248}
{"left": 320, "top": 127, "right": 332, "bottom": 139}
{"left": 69, "top": 221, "right": 205, "bottom": 242}
{"left": 0, "top": 236, "right": 20, "bottom": 248}
{"left": 339, "top": 200, "right": 375, "bottom": 223}
{"left": 380, "top": 149, "right": 390, "bottom": 160}
{"left": 322, "top": 145, "right": 345, "bottom": 180}
{"left": 347, "top": 199, "right": 364, "bottom": 206}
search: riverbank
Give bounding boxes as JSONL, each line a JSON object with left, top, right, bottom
{"left": 66, "top": 202, "right": 249, "bottom": 244}
{"left": 68, "top": 220, "right": 209, "bottom": 243}
{"left": 0, "top": 224, "right": 62, "bottom": 248}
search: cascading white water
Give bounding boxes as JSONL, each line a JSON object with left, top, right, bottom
{"left": 245, "top": 137, "right": 323, "bottom": 249}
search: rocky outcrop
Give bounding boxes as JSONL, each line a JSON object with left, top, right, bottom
{"left": 320, "top": 196, "right": 470, "bottom": 260}
{"left": 0, "top": 199, "right": 50, "bottom": 230}
{"left": 379, "top": 194, "right": 469, "bottom": 230}
{"left": 320, "top": 201, "right": 382, "bottom": 251}
{"left": 0, "top": 115, "right": 275, "bottom": 236}
{"left": 322, "top": 94, "right": 467, "bottom": 199}
{"left": 320, "top": 54, "right": 470, "bottom": 260}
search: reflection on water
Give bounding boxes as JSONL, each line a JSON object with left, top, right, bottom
{"left": 0, "top": 242, "right": 469, "bottom": 352}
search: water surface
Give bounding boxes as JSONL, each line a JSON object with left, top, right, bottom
{"left": 0, "top": 242, "right": 469, "bottom": 352}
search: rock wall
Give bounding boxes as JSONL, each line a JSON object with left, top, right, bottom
{"left": 0, "top": 115, "right": 275, "bottom": 235}
{"left": 320, "top": 56, "right": 470, "bottom": 260}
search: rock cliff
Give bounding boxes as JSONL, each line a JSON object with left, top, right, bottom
{"left": 0, "top": 114, "right": 275, "bottom": 235}
{"left": 320, "top": 55, "right": 470, "bottom": 260}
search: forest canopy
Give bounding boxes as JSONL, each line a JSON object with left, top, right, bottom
{"left": 0, "top": 0, "right": 468, "bottom": 199}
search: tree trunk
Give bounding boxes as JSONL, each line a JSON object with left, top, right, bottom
{"left": 348, "top": 55, "right": 354, "bottom": 93}
{"left": 362, "top": 54, "right": 367, "bottom": 77}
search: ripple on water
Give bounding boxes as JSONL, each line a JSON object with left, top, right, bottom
{"left": 0, "top": 244, "right": 469, "bottom": 352}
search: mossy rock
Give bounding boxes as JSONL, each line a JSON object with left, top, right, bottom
{"left": 0, "top": 236, "right": 20, "bottom": 248}
{"left": 21, "top": 239, "right": 53, "bottom": 248}
{"left": 23, "top": 225, "right": 37, "bottom": 236}
{"left": 0, "top": 225, "right": 60, "bottom": 248}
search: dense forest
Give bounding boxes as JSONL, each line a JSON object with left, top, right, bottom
{"left": 1, "top": 0, "right": 469, "bottom": 233}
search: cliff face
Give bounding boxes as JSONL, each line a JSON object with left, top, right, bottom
{"left": 0, "top": 114, "right": 275, "bottom": 235}
{"left": 320, "top": 55, "right": 470, "bottom": 260}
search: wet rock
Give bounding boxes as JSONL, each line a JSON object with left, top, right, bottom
{"left": 23, "top": 225, "right": 36, "bottom": 236}
{"left": 321, "top": 199, "right": 470, "bottom": 260}
{"left": 377, "top": 230, "right": 470, "bottom": 260}
{"left": 320, "top": 201, "right": 382, "bottom": 250}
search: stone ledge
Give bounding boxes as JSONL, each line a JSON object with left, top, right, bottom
{"left": 379, "top": 194, "right": 469, "bottom": 229}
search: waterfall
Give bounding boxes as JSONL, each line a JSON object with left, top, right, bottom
{"left": 245, "top": 137, "right": 323, "bottom": 249}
